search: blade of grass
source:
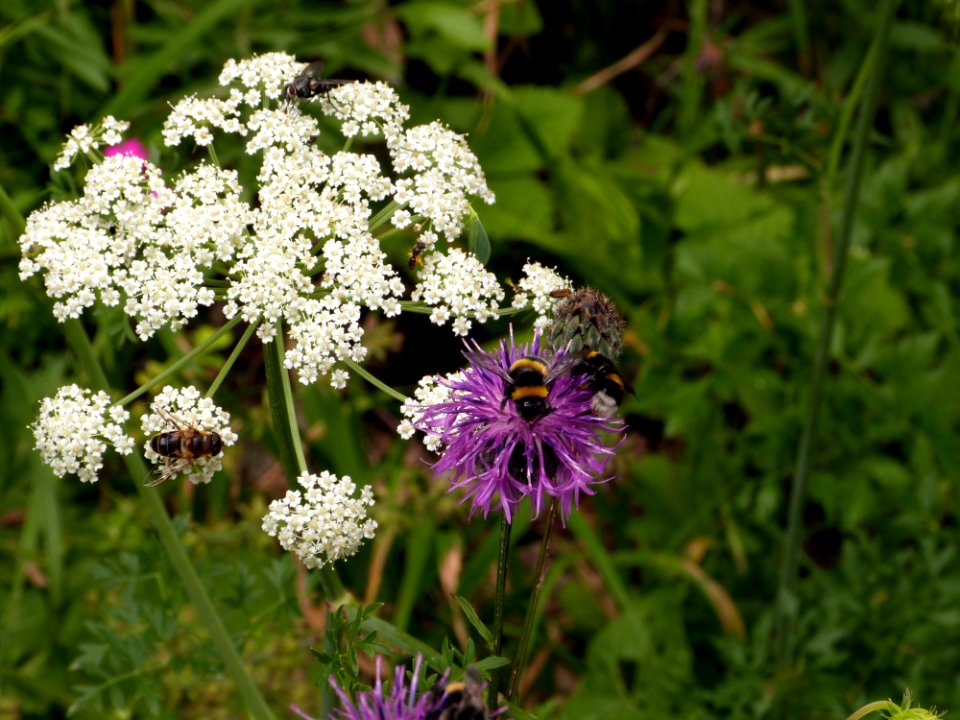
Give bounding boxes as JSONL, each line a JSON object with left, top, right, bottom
{"left": 775, "top": 0, "right": 898, "bottom": 668}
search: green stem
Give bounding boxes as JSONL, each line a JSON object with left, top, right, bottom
{"left": 508, "top": 499, "right": 558, "bottom": 701}
{"left": 63, "top": 318, "right": 275, "bottom": 720}
{"left": 117, "top": 315, "right": 244, "bottom": 406}
{"left": 207, "top": 320, "right": 259, "bottom": 399}
{"left": 368, "top": 199, "right": 403, "bottom": 231}
{"left": 206, "top": 143, "right": 221, "bottom": 168}
{"left": 488, "top": 514, "right": 512, "bottom": 713}
{"left": 395, "top": 301, "right": 524, "bottom": 318}
{"left": 317, "top": 564, "right": 348, "bottom": 606}
{"left": 263, "top": 321, "right": 307, "bottom": 479}
{"left": 342, "top": 358, "right": 408, "bottom": 403}
{"left": 262, "top": 320, "right": 348, "bottom": 603}
{"left": 846, "top": 701, "right": 897, "bottom": 720}
{"left": 775, "top": 0, "right": 897, "bottom": 668}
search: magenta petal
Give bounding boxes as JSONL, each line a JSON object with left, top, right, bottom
{"left": 104, "top": 138, "right": 148, "bottom": 160}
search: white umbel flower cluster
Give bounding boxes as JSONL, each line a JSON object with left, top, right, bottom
{"left": 319, "top": 81, "right": 409, "bottom": 140}
{"left": 411, "top": 248, "right": 504, "bottom": 336}
{"left": 511, "top": 261, "right": 573, "bottom": 329}
{"left": 397, "top": 373, "right": 459, "bottom": 452}
{"left": 32, "top": 385, "right": 134, "bottom": 483}
{"left": 141, "top": 385, "right": 238, "bottom": 485}
{"left": 390, "top": 122, "right": 496, "bottom": 241}
{"left": 261, "top": 470, "right": 377, "bottom": 569}
{"left": 21, "top": 52, "right": 500, "bottom": 388}
{"left": 53, "top": 115, "right": 130, "bottom": 170}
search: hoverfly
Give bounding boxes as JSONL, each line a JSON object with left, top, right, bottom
{"left": 144, "top": 408, "right": 223, "bottom": 487}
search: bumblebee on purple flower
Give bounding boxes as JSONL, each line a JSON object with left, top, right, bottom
{"left": 415, "top": 329, "right": 625, "bottom": 524}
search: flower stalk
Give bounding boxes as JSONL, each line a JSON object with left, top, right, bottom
{"left": 63, "top": 318, "right": 276, "bottom": 720}
{"left": 488, "top": 513, "right": 512, "bottom": 712}
{"left": 508, "top": 498, "right": 558, "bottom": 701}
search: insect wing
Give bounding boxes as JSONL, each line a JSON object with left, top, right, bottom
{"left": 143, "top": 457, "right": 186, "bottom": 487}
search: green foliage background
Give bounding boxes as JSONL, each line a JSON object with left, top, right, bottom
{"left": 2, "top": 0, "right": 960, "bottom": 718}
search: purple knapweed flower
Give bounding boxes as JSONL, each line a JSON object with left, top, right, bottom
{"left": 292, "top": 656, "right": 508, "bottom": 720}
{"left": 416, "top": 332, "right": 623, "bottom": 523}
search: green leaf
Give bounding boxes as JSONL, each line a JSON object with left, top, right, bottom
{"left": 464, "top": 212, "right": 491, "bottom": 263}
{"left": 395, "top": 2, "right": 490, "bottom": 51}
{"left": 452, "top": 595, "right": 494, "bottom": 645}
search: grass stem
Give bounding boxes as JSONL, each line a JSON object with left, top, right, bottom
{"left": 775, "top": 0, "right": 897, "bottom": 668}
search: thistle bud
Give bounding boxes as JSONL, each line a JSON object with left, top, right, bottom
{"left": 546, "top": 287, "right": 625, "bottom": 360}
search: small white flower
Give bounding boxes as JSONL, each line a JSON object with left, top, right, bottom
{"left": 141, "top": 386, "right": 237, "bottom": 485}
{"left": 117, "top": 163, "right": 253, "bottom": 339}
{"left": 411, "top": 248, "right": 504, "bottom": 336}
{"left": 388, "top": 122, "right": 495, "bottom": 241}
{"left": 397, "top": 373, "right": 459, "bottom": 452}
{"left": 219, "top": 52, "right": 304, "bottom": 102}
{"left": 19, "top": 154, "right": 167, "bottom": 323}
{"left": 32, "top": 385, "right": 133, "bottom": 483}
{"left": 319, "top": 81, "right": 410, "bottom": 141}
{"left": 512, "top": 260, "right": 573, "bottom": 329}
{"left": 53, "top": 116, "right": 131, "bottom": 170}
{"left": 283, "top": 295, "right": 368, "bottom": 387}
{"left": 261, "top": 470, "right": 377, "bottom": 569}
{"left": 162, "top": 92, "right": 247, "bottom": 147}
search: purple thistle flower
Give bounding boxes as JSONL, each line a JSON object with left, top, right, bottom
{"left": 416, "top": 332, "right": 623, "bottom": 523}
{"left": 323, "top": 656, "right": 438, "bottom": 720}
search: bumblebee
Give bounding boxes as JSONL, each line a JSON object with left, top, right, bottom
{"left": 426, "top": 668, "right": 489, "bottom": 720}
{"left": 503, "top": 355, "right": 553, "bottom": 421}
{"left": 145, "top": 408, "right": 223, "bottom": 487}
{"left": 285, "top": 61, "right": 347, "bottom": 101}
{"left": 508, "top": 441, "right": 560, "bottom": 484}
{"left": 573, "top": 350, "right": 633, "bottom": 418}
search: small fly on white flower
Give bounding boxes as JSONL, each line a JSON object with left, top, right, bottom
{"left": 285, "top": 61, "right": 351, "bottom": 105}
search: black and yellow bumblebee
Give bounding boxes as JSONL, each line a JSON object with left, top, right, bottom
{"left": 502, "top": 355, "right": 555, "bottom": 422}
{"left": 572, "top": 350, "right": 634, "bottom": 418}
{"left": 145, "top": 408, "right": 223, "bottom": 487}
{"left": 426, "top": 668, "right": 489, "bottom": 720}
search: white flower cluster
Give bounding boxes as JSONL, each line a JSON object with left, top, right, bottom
{"left": 19, "top": 153, "right": 252, "bottom": 338}
{"left": 411, "top": 249, "right": 504, "bottom": 336}
{"left": 397, "top": 373, "right": 458, "bottom": 452}
{"left": 390, "top": 122, "right": 496, "bottom": 241}
{"left": 53, "top": 116, "right": 129, "bottom": 170}
{"left": 32, "top": 385, "right": 134, "bottom": 483}
{"left": 319, "top": 81, "right": 410, "bottom": 141}
{"left": 22, "top": 52, "right": 501, "bottom": 388}
{"left": 512, "top": 261, "right": 573, "bottom": 329}
{"left": 261, "top": 470, "right": 377, "bottom": 569}
{"left": 141, "top": 385, "right": 237, "bottom": 485}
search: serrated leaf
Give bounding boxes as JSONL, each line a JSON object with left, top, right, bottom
{"left": 453, "top": 594, "right": 494, "bottom": 645}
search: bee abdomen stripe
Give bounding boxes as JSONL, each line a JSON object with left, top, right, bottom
{"left": 509, "top": 358, "right": 548, "bottom": 373}
{"left": 512, "top": 386, "right": 549, "bottom": 400}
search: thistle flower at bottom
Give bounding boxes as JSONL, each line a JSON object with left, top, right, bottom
{"left": 293, "top": 656, "right": 506, "bottom": 720}
{"left": 415, "top": 332, "right": 623, "bottom": 523}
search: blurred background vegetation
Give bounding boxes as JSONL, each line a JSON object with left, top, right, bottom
{"left": 2, "top": 0, "right": 960, "bottom": 718}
